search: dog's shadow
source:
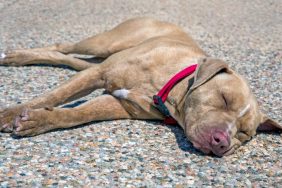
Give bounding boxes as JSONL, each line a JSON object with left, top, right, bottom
{"left": 165, "top": 124, "right": 205, "bottom": 156}
{"left": 61, "top": 99, "right": 205, "bottom": 156}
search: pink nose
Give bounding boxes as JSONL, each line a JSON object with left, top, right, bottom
{"left": 211, "top": 131, "right": 230, "bottom": 154}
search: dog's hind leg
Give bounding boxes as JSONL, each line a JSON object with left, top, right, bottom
{"left": 0, "top": 65, "right": 105, "bottom": 132}
{"left": 15, "top": 18, "right": 184, "bottom": 57}
{"left": 0, "top": 19, "right": 163, "bottom": 69}
{"left": 12, "top": 95, "right": 131, "bottom": 136}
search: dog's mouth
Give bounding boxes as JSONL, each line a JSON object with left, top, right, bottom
{"left": 223, "top": 147, "right": 236, "bottom": 156}
{"left": 213, "top": 146, "right": 235, "bottom": 156}
{"left": 197, "top": 146, "right": 235, "bottom": 157}
{"left": 193, "top": 140, "right": 236, "bottom": 157}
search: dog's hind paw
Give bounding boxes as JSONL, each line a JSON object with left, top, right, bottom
{"left": 0, "top": 50, "right": 39, "bottom": 66}
{"left": 0, "top": 52, "right": 6, "bottom": 59}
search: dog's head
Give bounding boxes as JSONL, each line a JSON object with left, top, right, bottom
{"left": 184, "top": 58, "right": 281, "bottom": 156}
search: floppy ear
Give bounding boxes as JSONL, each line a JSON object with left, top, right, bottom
{"left": 257, "top": 113, "right": 282, "bottom": 132}
{"left": 189, "top": 58, "right": 232, "bottom": 92}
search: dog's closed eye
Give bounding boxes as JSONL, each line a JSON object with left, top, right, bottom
{"left": 222, "top": 94, "right": 228, "bottom": 109}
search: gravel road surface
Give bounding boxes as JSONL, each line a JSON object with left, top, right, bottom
{"left": 0, "top": 0, "right": 281, "bottom": 187}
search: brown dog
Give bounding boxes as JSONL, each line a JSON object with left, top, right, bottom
{"left": 0, "top": 18, "right": 281, "bottom": 156}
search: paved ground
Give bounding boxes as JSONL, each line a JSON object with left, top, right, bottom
{"left": 0, "top": 0, "right": 281, "bottom": 187}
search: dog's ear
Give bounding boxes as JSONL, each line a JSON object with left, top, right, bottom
{"left": 189, "top": 58, "right": 231, "bottom": 92}
{"left": 257, "top": 113, "right": 282, "bottom": 132}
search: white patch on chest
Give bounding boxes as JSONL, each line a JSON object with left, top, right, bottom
{"left": 112, "top": 89, "right": 129, "bottom": 99}
{"left": 238, "top": 104, "right": 250, "bottom": 118}
{"left": 0, "top": 52, "right": 6, "bottom": 59}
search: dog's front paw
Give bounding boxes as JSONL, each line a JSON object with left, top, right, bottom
{"left": 13, "top": 108, "right": 55, "bottom": 136}
{"left": 0, "top": 106, "right": 24, "bottom": 133}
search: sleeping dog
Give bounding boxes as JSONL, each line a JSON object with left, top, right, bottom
{"left": 0, "top": 18, "right": 280, "bottom": 156}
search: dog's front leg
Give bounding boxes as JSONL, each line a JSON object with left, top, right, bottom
{"left": 12, "top": 95, "right": 131, "bottom": 136}
{"left": 0, "top": 65, "right": 105, "bottom": 132}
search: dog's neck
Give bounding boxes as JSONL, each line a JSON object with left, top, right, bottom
{"left": 155, "top": 58, "right": 200, "bottom": 128}
{"left": 164, "top": 74, "right": 195, "bottom": 128}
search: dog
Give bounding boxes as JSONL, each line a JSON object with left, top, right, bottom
{"left": 0, "top": 18, "right": 281, "bottom": 156}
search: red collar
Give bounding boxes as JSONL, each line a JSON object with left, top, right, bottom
{"left": 153, "top": 64, "right": 197, "bottom": 125}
